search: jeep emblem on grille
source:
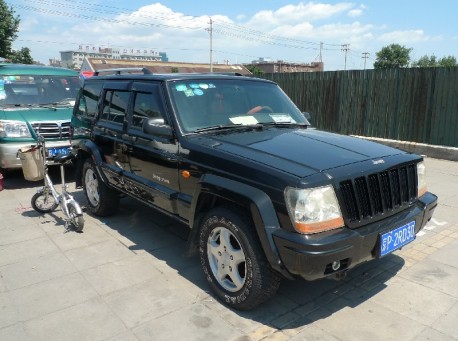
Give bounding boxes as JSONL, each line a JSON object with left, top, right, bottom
{"left": 372, "top": 159, "right": 385, "bottom": 165}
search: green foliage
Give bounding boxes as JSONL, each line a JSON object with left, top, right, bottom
{"left": 10, "top": 47, "right": 34, "bottom": 64}
{"left": 438, "top": 56, "right": 457, "bottom": 67}
{"left": 0, "top": 0, "right": 20, "bottom": 59}
{"left": 412, "top": 55, "right": 457, "bottom": 68}
{"left": 374, "top": 44, "right": 412, "bottom": 69}
{"left": 245, "top": 64, "right": 265, "bottom": 75}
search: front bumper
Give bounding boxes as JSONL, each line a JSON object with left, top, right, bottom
{"left": 0, "top": 139, "right": 82, "bottom": 169}
{"left": 273, "top": 192, "right": 438, "bottom": 281}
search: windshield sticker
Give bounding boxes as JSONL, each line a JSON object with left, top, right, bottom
{"left": 270, "top": 114, "right": 296, "bottom": 123}
{"left": 199, "top": 83, "right": 209, "bottom": 89}
{"left": 193, "top": 89, "right": 204, "bottom": 96}
{"left": 229, "top": 116, "right": 258, "bottom": 125}
{"left": 189, "top": 84, "right": 199, "bottom": 89}
{"left": 184, "top": 89, "right": 195, "bottom": 97}
{"left": 175, "top": 84, "right": 187, "bottom": 92}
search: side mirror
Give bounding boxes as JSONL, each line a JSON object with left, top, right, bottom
{"left": 143, "top": 118, "right": 173, "bottom": 138}
{"left": 302, "top": 111, "right": 312, "bottom": 124}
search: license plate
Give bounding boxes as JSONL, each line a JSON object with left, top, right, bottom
{"left": 380, "top": 221, "right": 416, "bottom": 257}
{"left": 48, "top": 147, "right": 70, "bottom": 157}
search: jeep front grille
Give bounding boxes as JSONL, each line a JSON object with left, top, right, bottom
{"left": 31, "top": 121, "right": 71, "bottom": 139}
{"left": 339, "top": 163, "right": 417, "bottom": 224}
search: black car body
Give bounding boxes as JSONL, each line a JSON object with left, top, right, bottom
{"left": 72, "top": 71, "right": 437, "bottom": 310}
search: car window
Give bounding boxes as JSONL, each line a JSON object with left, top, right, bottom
{"left": 77, "top": 81, "right": 103, "bottom": 120}
{"left": 131, "top": 91, "right": 166, "bottom": 129}
{"left": 0, "top": 75, "right": 80, "bottom": 106}
{"left": 101, "top": 90, "right": 130, "bottom": 124}
{"left": 168, "top": 79, "right": 307, "bottom": 133}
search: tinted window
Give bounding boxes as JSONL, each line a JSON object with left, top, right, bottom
{"left": 131, "top": 91, "right": 166, "bottom": 129}
{"left": 78, "top": 81, "right": 103, "bottom": 120}
{"left": 101, "top": 90, "right": 130, "bottom": 124}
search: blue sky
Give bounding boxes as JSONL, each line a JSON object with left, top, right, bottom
{"left": 8, "top": 0, "right": 458, "bottom": 70}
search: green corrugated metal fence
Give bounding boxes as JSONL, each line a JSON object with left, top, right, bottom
{"left": 260, "top": 67, "right": 458, "bottom": 147}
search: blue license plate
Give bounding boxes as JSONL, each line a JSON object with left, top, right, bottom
{"left": 380, "top": 221, "right": 416, "bottom": 257}
{"left": 48, "top": 147, "right": 69, "bottom": 157}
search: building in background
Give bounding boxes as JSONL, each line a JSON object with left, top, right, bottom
{"left": 60, "top": 45, "right": 168, "bottom": 69}
{"left": 249, "top": 58, "right": 323, "bottom": 73}
{"left": 80, "top": 57, "right": 251, "bottom": 76}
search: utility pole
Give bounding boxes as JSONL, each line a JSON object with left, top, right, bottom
{"left": 341, "top": 44, "right": 350, "bottom": 70}
{"left": 206, "top": 17, "right": 213, "bottom": 72}
{"left": 319, "top": 42, "right": 323, "bottom": 62}
{"left": 362, "top": 52, "right": 370, "bottom": 70}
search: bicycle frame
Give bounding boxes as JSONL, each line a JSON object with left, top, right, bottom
{"left": 37, "top": 136, "right": 83, "bottom": 220}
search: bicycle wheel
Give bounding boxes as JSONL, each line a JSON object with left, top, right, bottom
{"left": 67, "top": 202, "right": 84, "bottom": 232}
{"left": 31, "top": 189, "right": 58, "bottom": 213}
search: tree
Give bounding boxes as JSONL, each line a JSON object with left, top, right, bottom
{"left": 412, "top": 54, "right": 457, "bottom": 68}
{"left": 438, "top": 56, "right": 457, "bottom": 67}
{"left": 411, "top": 55, "right": 438, "bottom": 68}
{"left": 10, "top": 47, "right": 34, "bottom": 64}
{"left": 245, "top": 64, "right": 264, "bottom": 75}
{"left": 0, "top": 0, "right": 20, "bottom": 59}
{"left": 374, "top": 44, "right": 412, "bottom": 69}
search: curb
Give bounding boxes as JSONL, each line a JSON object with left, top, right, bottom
{"left": 352, "top": 136, "right": 458, "bottom": 162}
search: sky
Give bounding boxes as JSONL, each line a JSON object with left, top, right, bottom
{"left": 7, "top": 0, "right": 458, "bottom": 71}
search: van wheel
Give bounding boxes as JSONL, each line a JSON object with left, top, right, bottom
{"left": 199, "top": 206, "right": 281, "bottom": 310}
{"left": 82, "top": 159, "right": 119, "bottom": 216}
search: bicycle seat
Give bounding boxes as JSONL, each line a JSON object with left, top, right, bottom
{"left": 54, "top": 152, "right": 76, "bottom": 164}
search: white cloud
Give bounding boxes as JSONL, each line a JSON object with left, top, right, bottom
{"left": 378, "top": 30, "right": 429, "bottom": 43}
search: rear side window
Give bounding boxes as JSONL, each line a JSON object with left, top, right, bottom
{"left": 101, "top": 90, "right": 130, "bottom": 124}
{"left": 77, "top": 81, "right": 103, "bottom": 121}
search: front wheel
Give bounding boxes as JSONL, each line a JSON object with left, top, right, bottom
{"left": 82, "top": 158, "right": 119, "bottom": 216}
{"left": 67, "top": 202, "right": 84, "bottom": 232}
{"left": 199, "top": 206, "right": 282, "bottom": 310}
{"left": 31, "top": 189, "right": 58, "bottom": 213}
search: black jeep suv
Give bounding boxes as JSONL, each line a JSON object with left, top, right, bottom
{"left": 71, "top": 70, "right": 437, "bottom": 310}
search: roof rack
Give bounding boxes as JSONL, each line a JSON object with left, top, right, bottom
{"left": 93, "top": 67, "right": 152, "bottom": 76}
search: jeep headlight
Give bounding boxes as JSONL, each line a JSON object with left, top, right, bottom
{"left": 417, "top": 161, "right": 427, "bottom": 197}
{"left": 285, "top": 185, "right": 344, "bottom": 234}
{"left": 0, "top": 120, "right": 32, "bottom": 138}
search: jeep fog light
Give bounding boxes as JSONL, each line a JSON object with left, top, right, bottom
{"left": 417, "top": 161, "right": 427, "bottom": 197}
{"left": 285, "top": 185, "right": 344, "bottom": 234}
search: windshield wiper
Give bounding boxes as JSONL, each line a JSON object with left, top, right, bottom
{"left": 193, "top": 123, "right": 245, "bottom": 133}
{"left": 255, "top": 122, "right": 308, "bottom": 128}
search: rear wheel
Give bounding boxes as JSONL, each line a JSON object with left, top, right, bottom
{"left": 31, "top": 189, "right": 58, "bottom": 213}
{"left": 82, "top": 159, "right": 119, "bottom": 216}
{"left": 199, "top": 206, "right": 282, "bottom": 310}
{"left": 67, "top": 203, "right": 84, "bottom": 232}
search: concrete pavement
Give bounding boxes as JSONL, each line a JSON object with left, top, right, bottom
{"left": 0, "top": 157, "right": 457, "bottom": 340}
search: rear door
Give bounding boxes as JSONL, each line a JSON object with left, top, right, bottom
{"left": 122, "top": 81, "right": 180, "bottom": 214}
{"left": 92, "top": 80, "right": 132, "bottom": 185}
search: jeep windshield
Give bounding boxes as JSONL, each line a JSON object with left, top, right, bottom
{"left": 168, "top": 78, "right": 309, "bottom": 134}
{"left": 0, "top": 75, "right": 80, "bottom": 107}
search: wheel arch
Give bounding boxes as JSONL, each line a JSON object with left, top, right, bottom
{"left": 185, "top": 174, "right": 292, "bottom": 279}
{"left": 74, "top": 139, "right": 109, "bottom": 188}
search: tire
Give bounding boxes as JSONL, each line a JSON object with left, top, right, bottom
{"left": 199, "top": 206, "right": 282, "bottom": 310}
{"left": 31, "top": 189, "right": 58, "bottom": 213}
{"left": 82, "top": 158, "right": 119, "bottom": 216}
{"left": 67, "top": 202, "right": 84, "bottom": 232}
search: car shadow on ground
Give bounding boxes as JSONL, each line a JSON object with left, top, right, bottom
{"left": 78, "top": 193, "right": 405, "bottom": 331}
{"left": 8, "top": 170, "right": 405, "bottom": 331}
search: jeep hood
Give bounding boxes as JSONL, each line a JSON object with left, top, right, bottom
{"left": 193, "top": 128, "right": 405, "bottom": 178}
